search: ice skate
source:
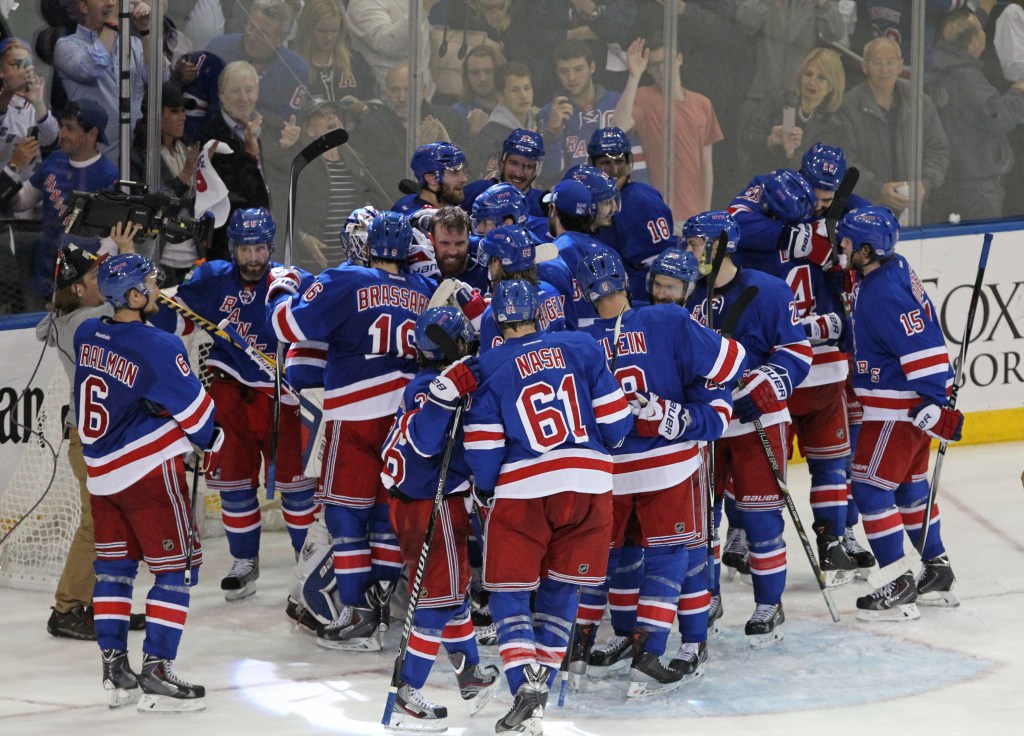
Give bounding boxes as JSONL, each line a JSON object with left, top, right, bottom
{"left": 843, "top": 527, "right": 877, "bottom": 579}
{"left": 586, "top": 634, "right": 634, "bottom": 678}
{"left": 221, "top": 556, "right": 259, "bottom": 601}
{"left": 626, "top": 648, "right": 685, "bottom": 699}
{"left": 668, "top": 640, "right": 708, "bottom": 682}
{"left": 566, "top": 623, "right": 595, "bottom": 689}
{"left": 707, "top": 594, "right": 724, "bottom": 637}
{"left": 49, "top": 606, "right": 95, "bottom": 641}
{"left": 387, "top": 682, "right": 448, "bottom": 733}
{"left": 722, "top": 527, "right": 750, "bottom": 579}
{"left": 495, "top": 664, "right": 548, "bottom": 736}
{"left": 101, "top": 648, "right": 140, "bottom": 708}
{"left": 316, "top": 605, "right": 383, "bottom": 651}
{"left": 916, "top": 554, "right": 959, "bottom": 608}
{"left": 136, "top": 654, "right": 205, "bottom": 712}
{"left": 285, "top": 595, "right": 322, "bottom": 635}
{"left": 856, "top": 571, "right": 920, "bottom": 621}
{"left": 814, "top": 521, "right": 857, "bottom": 587}
{"left": 745, "top": 603, "right": 785, "bottom": 648}
{"left": 449, "top": 652, "right": 500, "bottom": 715}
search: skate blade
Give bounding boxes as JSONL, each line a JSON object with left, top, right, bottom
{"left": 824, "top": 569, "right": 857, "bottom": 588}
{"left": 385, "top": 714, "right": 449, "bottom": 733}
{"left": 315, "top": 633, "right": 383, "bottom": 652}
{"left": 137, "top": 693, "right": 206, "bottom": 713}
{"left": 465, "top": 679, "right": 500, "bottom": 716}
{"left": 917, "top": 589, "right": 960, "bottom": 608}
{"left": 585, "top": 659, "right": 630, "bottom": 679}
{"left": 105, "top": 685, "right": 140, "bottom": 709}
{"left": 626, "top": 676, "right": 684, "bottom": 699}
{"left": 224, "top": 583, "right": 257, "bottom": 602}
{"left": 855, "top": 603, "right": 921, "bottom": 622}
{"left": 747, "top": 626, "right": 784, "bottom": 649}
{"left": 497, "top": 715, "right": 543, "bottom": 736}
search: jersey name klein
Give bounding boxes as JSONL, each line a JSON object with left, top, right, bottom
{"left": 77, "top": 339, "right": 141, "bottom": 388}
{"left": 598, "top": 330, "right": 648, "bottom": 361}
{"left": 514, "top": 346, "right": 567, "bottom": 378}
{"left": 355, "top": 282, "right": 430, "bottom": 313}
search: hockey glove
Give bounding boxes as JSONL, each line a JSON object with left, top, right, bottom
{"left": 783, "top": 221, "right": 834, "bottom": 268}
{"left": 910, "top": 401, "right": 964, "bottom": 442}
{"left": 428, "top": 355, "right": 481, "bottom": 410}
{"left": 266, "top": 266, "right": 302, "bottom": 305}
{"left": 732, "top": 365, "right": 789, "bottom": 423}
{"left": 453, "top": 280, "right": 487, "bottom": 332}
{"left": 629, "top": 391, "right": 690, "bottom": 441}
{"left": 802, "top": 312, "right": 843, "bottom": 342}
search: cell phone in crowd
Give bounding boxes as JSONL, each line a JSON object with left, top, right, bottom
{"left": 27, "top": 126, "right": 39, "bottom": 139}
{"left": 782, "top": 107, "right": 796, "bottom": 135}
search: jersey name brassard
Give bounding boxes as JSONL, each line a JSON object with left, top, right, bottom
{"left": 463, "top": 330, "right": 632, "bottom": 499}
{"left": 74, "top": 318, "right": 215, "bottom": 495}
{"left": 582, "top": 304, "right": 744, "bottom": 494}
{"left": 850, "top": 253, "right": 953, "bottom": 421}
{"left": 271, "top": 264, "right": 436, "bottom": 420}
{"left": 688, "top": 267, "right": 813, "bottom": 436}
{"left": 380, "top": 370, "right": 472, "bottom": 500}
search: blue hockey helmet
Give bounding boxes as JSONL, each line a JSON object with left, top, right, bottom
{"left": 565, "top": 165, "right": 620, "bottom": 208}
{"left": 339, "top": 205, "right": 380, "bottom": 266}
{"left": 761, "top": 169, "right": 816, "bottom": 224}
{"left": 415, "top": 306, "right": 474, "bottom": 362}
{"left": 646, "top": 245, "right": 700, "bottom": 301}
{"left": 502, "top": 128, "right": 545, "bottom": 161}
{"left": 490, "top": 278, "right": 540, "bottom": 325}
{"left": 548, "top": 179, "right": 595, "bottom": 218}
{"left": 682, "top": 210, "right": 740, "bottom": 254}
{"left": 587, "top": 126, "right": 632, "bottom": 161}
{"left": 478, "top": 224, "right": 535, "bottom": 273}
{"left": 836, "top": 205, "right": 899, "bottom": 260}
{"left": 98, "top": 253, "right": 158, "bottom": 308}
{"left": 227, "top": 207, "right": 276, "bottom": 256}
{"left": 800, "top": 143, "right": 847, "bottom": 192}
{"left": 410, "top": 141, "right": 466, "bottom": 187}
{"left": 367, "top": 211, "right": 413, "bottom": 262}
{"left": 472, "top": 182, "right": 529, "bottom": 232}
{"left": 577, "top": 246, "right": 629, "bottom": 305}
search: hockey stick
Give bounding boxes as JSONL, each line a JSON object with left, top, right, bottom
{"left": 702, "top": 230, "right": 730, "bottom": 585}
{"left": 382, "top": 323, "right": 469, "bottom": 727}
{"left": 269, "top": 127, "right": 351, "bottom": 498}
{"left": 184, "top": 451, "right": 202, "bottom": 586}
{"left": 824, "top": 167, "right": 860, "bottom": 262}
{"left": 917, "top": 233, "right": 992, "bottom": 554}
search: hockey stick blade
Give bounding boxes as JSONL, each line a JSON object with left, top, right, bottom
{"left": 425, "top": 323, "right": 467, "bottom": 363}
{"left": 295, "top": 127, "right": 348, "bottom": 168}
{"left": 398, "top": 178, "right": 420, "bottom": 195}
{"left": 825, "top": 167, "right": 860, "bottom": 254}
{"left": 867, "top": 546, "right": 921, "bottom": 590}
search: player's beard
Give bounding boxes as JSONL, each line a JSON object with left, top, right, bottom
{"left": 239, "top": 262, "right": 269, "bottom": 283}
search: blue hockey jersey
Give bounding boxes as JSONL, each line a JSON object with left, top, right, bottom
{"left": 553, "top": 231, "right": 607, "bottom": 328}
{"left": 478, "top": 278, "right": 567, "bottom": 353}
{"left": 850, "top": 253, "right": 953, "bottom": 422}
{"left": 380, "top": 370, "right": 472, "bottom": 500}
{"left": 74, "top": 318, "right": 215, "bottom": 495}
{"left": 271, "top": 264, "right": 436, "bottom": 420}
{"left": 688, "top": 267, "right": 813, "bottom": 436}
{"left": 463, "top": 330, "right": 632, "bottom": 499}
{"left": 593, "top": 181, "right": 673, "bottom": 302}
{"left": 463, "top": 178, "right": 548, "bottom": 219}
{"left": 582, "top": 304, "right": 745, "bottom": 495}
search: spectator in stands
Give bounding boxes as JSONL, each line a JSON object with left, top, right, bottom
{"left": 452, "top": 44, "right": 506, "bottom": 137}
{"left": 346, "top": 0, "right": 434, "bottom": 97}
{"left": 837, "top": 37, "right": 950, "bottom": 218}
{"left": 291, "top": 0, "right": 377, "bottom": 129}
{"left": 181, "top": 0, "right": 226, "bottom": 51}
{"left": 865, "top": 0, "right": 997, "bottom": 72}
{"left": 471, "top": 61, "right": 540, "bottom": 176}
{"left": 196, "top": 60, "right": 270, "bottom": 261}
{"left": 0, "top": 39, "right": 59, "bottom": 173}
{"left": 613, "top": 37, "right": 723, "bottom": 223}
{"left": 928, "top": 7, "right": 1024, "bottom": 221}
{"left": 537, "top": 39, "right": 622, "bottom": 184}
{"left": 205, "top": 0, "right": 309, "bottom": 128}
{"left": 54, "top": 0, "right": 164, "bottom": 161}
{"left": 429, "top": 0, "right": 517, "bottom": 47}
{"left": 130, "top": 82, "right": 202, "bottom": 287}
{"left": 742, "top": 47, "right": 846, "bottom": 175}
{"left": 994, "top": 0, "right": 1024, "bottom": 217}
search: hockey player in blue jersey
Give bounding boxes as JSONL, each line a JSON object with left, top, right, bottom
{"left": 564, "top": 164, "right": 621, "bottom": 232}
{"left": 392, "top": 141, "right": 469, "bottom": 214}
{"left": 463, "top": 279, "right": 632, "bottom": 736}
{"left": 686, "top": 211, "right": 813, "bottom": 647}
{"left": 471, "top": 180, "right": 550, "bottom": 244}
{"left": 576, "top": 247, "right": 744, "bottom": 697}
{"left": 380, "top": 307, "right": 500, "bottom": 729}
{"left": 270, "top": 211, "right": 437, "bottom": 651}
{"left": 463, "top": 128, "right": 548, "bottom": 219}
{"left": 838, "top": 206, "right": 962, "bottom": 621}
{"left": 75, "top": 253, "right": 222, "bottom": 712}
{"left": 588, "top": 127, "right": 674, "bottom": 302}
{"left": 151, "top": 207, "right": 317, "bottom": 601}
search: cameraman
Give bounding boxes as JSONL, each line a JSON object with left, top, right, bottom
{"left": 2, "top": 99, "right": 118, "bottom": 310}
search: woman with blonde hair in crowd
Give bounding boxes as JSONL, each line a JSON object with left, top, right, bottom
{"left": 291, "top": 0, "right": 377, "bottom": 127}
{"left": 742, "top": 46, "right": 846, "bottom": 174}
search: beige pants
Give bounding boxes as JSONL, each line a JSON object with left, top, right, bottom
{"left": 53, "top": 427, "right": 96, "bottom": 613}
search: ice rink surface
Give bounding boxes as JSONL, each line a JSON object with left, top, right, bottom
{"left": 2, "top": 441, "right": 1023, "bottom": 736}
